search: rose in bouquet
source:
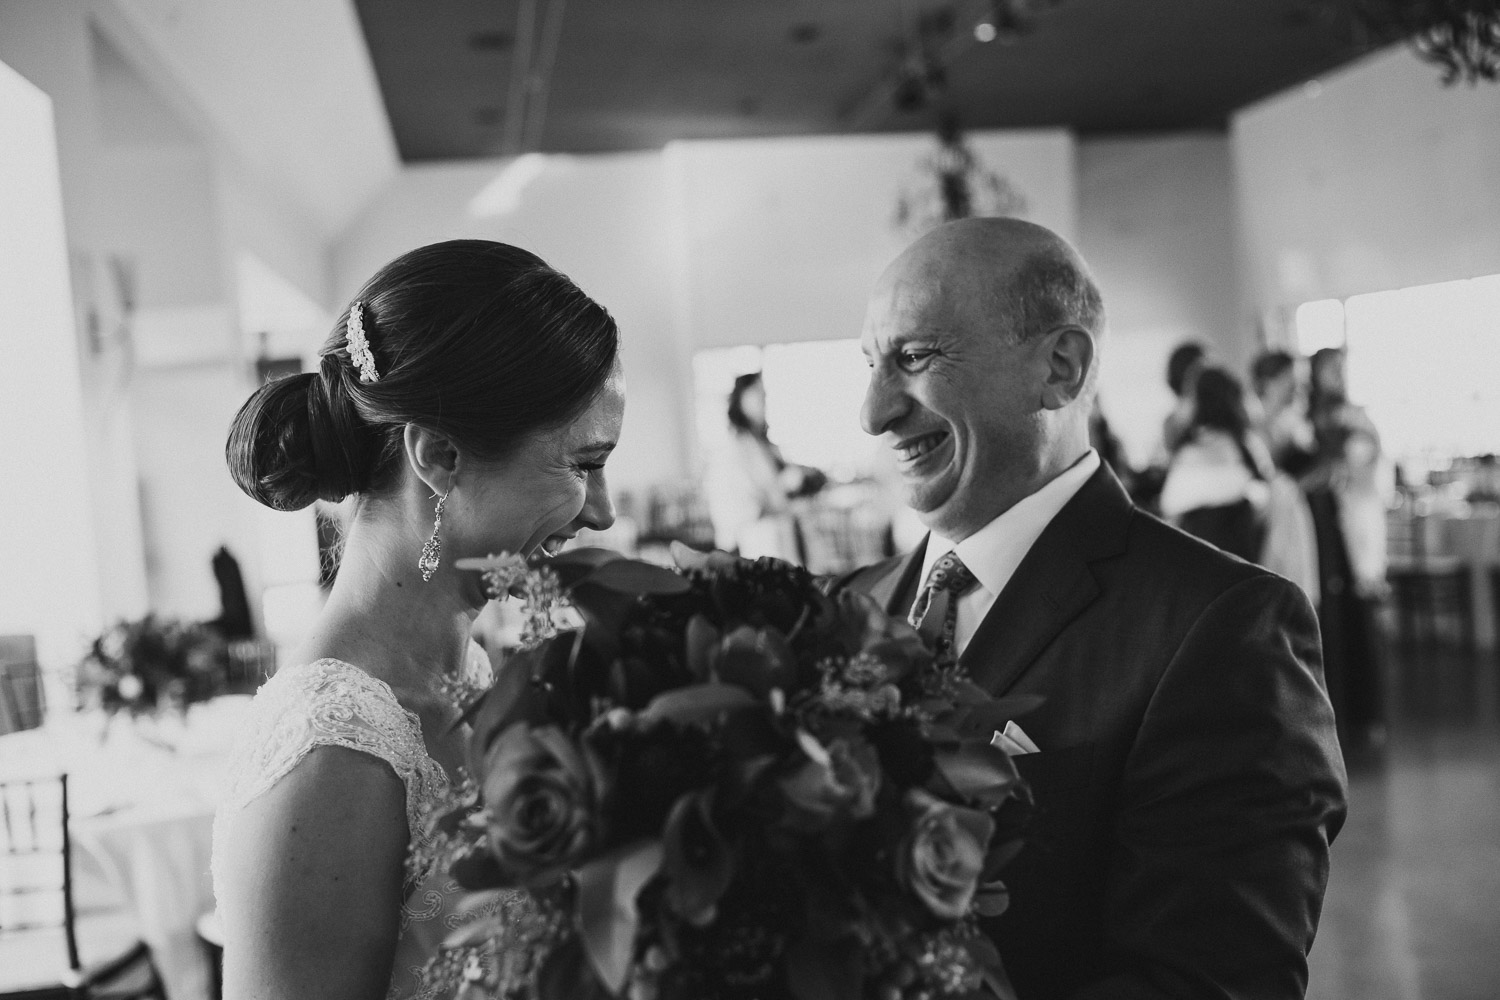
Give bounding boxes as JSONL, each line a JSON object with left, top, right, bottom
{"left": 421, "top": 547, "right": 1034, "bottom": 1000}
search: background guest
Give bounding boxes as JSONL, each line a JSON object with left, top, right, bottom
{"left": 1134, "top": 340, "right": 1208, "bottom": 512}
{"left": 1159, "top": 366, "right": 1273, "bottom": 561}
{"left": 1309, "top": 347, "right": 1388, "bottom": 597}
{"left": 1252, "top": 349, "right": 1318, "bottom": 476}
{"left": 1305, "top": 346, "right": 1388, "bottom": 752}
{"left": 704, "top": 372, "right": 825, "bottom": 561}
{"left": 1161, "top": 340, "right": 1207, "bottom": 455}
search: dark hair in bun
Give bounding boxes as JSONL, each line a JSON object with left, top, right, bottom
{"left": 226, "top": 240, "right": 620, "bottom": 512}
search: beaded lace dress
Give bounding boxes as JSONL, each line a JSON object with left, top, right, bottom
{"left": 212, "top": 653, "right": 494, "bottom": 1000}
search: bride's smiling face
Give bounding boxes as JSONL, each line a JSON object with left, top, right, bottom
{"left": 455, "top": 366, "right": 625, "bottom": 562}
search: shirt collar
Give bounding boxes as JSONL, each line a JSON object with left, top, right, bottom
{"left": 921, "top": 450, "right": 1101, "bottom": 596}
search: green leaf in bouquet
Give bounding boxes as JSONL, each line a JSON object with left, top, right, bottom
{"left": 570, "top": 582, "right": 644, "bottom": 663}
{"left": 981, "top": 835, "right": 1027, "bottom": 883}
{"left": 988, "top": 782, "right": 1035, "bottom": 845}
{"left": 537, "top": 935, "right": 609, "bottom": 1000}
{"left": 451, "top": 844, "right": 508, "bottom": 891}
{"left": 663, "top": 790, "right": 736, "bottom": 926}
{"left": 785, "top": 936, "right": 863, "bottom": 1000}
{"left": 464, "top": 658, "right": 549, "bottom": 774}
{"left": 550, "top": 547, "right": 625, "bottom": 569}
{"left": 544, "top": 547, "right": 626, "bottom": 589}
{"left": 963, "top": 934, "right": 1020, "bottom": 1000}
{"left": 581, "top": 559, "right": 692, "bottom": 596}
{"left": 684, "top": 615, "right": 720, "bottom": 682}
{"left": 717, "top": 703, "right": 786, "bottom": 768}
{"left": 639, "top": 683, "right": 759, "bottom": 726}
{"left": 668, "top": 541, "right": 743, "bottom": 574}
{"left": 711, "top": 625, "right": 797, "bottom": 698}
{"left": 575, "top": 839, "right": 665, "bottom": 994}
{"left": 973, "top": 879, "right": 1010, "bottom": 918}
{"left": 932, "top": 740, "right": 1025, "bottom": 808}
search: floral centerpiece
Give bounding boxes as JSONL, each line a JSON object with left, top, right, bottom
{"left": 76, "top": 614, "right": 229, "bottom": 714}
{"left": 421, "top": 546, "right": 1034, "bottom": 1000}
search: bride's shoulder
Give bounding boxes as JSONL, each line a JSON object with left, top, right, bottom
{"left": 227, "top": 658, "right": 440, "bottom": 811}
{"left": 254, "top": 657, "right": 407, "bottom": 716}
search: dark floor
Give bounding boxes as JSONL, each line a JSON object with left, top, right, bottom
{"left": 1307, "top": 640, "right": 1500, "bottom": 1000}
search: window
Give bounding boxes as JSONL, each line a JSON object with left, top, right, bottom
{"left": 1298, "top": 273, "right": 1500, "bottom": 461}
{"left": 693, "top": 340, "right": 879, "bottom": 480}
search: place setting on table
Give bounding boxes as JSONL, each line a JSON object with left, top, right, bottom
{"left": 0, "top": 618, "right": 260, "bottom": 1000}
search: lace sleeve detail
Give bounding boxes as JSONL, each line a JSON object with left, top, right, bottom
{"left": 213, "top": 659, "right": 450, "bottom": 896}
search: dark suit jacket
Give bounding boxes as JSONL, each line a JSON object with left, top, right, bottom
{"left": 840, "top": 466, "right": 1347, "bottom": 1000}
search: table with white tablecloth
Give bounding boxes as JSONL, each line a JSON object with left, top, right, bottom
{"left": 1392, "top": 503, "right": 1500, "bottom": 649}
{"left": 1440, "top": 507, "right": 1500, "bottom": 648}
{"left": 0, "top": 697, "right": 249, "bottom": 1000}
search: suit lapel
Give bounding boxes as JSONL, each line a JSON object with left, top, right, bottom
{"left": 870, "top": 539, "right": 928, "bottom": 617}
{"left": 962, "top": 467, "right": 1134, "bottom": 695}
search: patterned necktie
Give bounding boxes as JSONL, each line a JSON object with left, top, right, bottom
{"left": 908, "top": 551, "right": 979, "bottom": 663}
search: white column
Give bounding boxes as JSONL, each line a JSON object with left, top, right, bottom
{"left": 0, "top": 56, "right": 104, "bottom": 669}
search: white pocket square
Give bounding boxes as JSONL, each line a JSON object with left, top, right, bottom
{"left": 991, "top": 720, "right": 1040, "bottom": 755}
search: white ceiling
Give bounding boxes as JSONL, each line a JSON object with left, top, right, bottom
{"left": 94, "top": 0, "right": 399, "bottom": 239}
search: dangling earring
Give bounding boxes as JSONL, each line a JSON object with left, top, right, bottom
{"left": 418, "top": 489, "right": 449, "bottom": 582}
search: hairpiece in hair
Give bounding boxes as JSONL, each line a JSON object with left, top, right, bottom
{"left": 346, "top": 301, "right": 380, "bottom": 383}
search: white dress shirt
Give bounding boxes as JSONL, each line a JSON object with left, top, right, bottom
{"left": 918, "top": 450, "right": 1101, "bottom": 658}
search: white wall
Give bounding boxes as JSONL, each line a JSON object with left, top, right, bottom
{"left": 670, "top": 130, "right": 1077, "bottom": 350}
{"left": 3, "top": 4, "right": 343, "bottom": 630}
{"left": 1, "top": 0, "right": 153, "bottom": 621}
{"left": 1077, "top": 133, "right": 1240, "bottom": 465}
{"left": 0, "top": 58, "right": 103, "bottom": 667}
{"left": 1233, "top": 45, "right": 1500, "bottom": 313}
{"left": 132, "top": 365, "right": 266, "bottom": 618}
{"left": 99, "top": 0, "right": 399, "bottom": 239}
{"left": 335, "top": 130, "right": 1078, "bottom": 489}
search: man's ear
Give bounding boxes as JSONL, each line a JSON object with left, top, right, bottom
{"left": 403, "top": 423, "right": 460, "bottom": 495}
{"left": 1040, "top": 326, "right": 1095, "bottom": 410}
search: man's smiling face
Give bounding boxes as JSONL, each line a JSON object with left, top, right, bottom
{"left": 859, "top": 253, "right": 1049, "bottom": 542}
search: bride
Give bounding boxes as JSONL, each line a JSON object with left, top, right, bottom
{"left": 213, "top": 240, "right": 624, "bottom": 1000}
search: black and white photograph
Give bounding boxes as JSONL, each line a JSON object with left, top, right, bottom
{"left": 2, "top": 2, "right": 1499, "bottom": 999}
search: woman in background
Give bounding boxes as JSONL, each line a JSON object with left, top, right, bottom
{"left": 1306, "top": 346, "right": 1388, "bottom": 752}
{"left": 1134, "top": 341, "right": 1207, "bottom": 513}
{"left": 705, "top": 372, "right": 824, "bottom": 561}
{"left": 1160, "top": 366, "right": 1273, "bottom": 562}
{"left": 1161, "top": 341, "right": 1207, "bottom": 456}
{"left": 1249, "top": 349, "right": 1321, "bottom": 604}
{"left": 1251, "top": 350, "right": 1317, "bottom": 476}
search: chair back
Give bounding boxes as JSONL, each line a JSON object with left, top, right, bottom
{"left": 1386, "top": 506, "right": 1464, "bottom": 573}
{"left": 0, "top": 635, "right": 44, "bottom": 735}
{"left": 0, "top": 773, "right": 80, "bottom": 972}
{"left": 800, "top": 504, "right": 894, "bottom": 575}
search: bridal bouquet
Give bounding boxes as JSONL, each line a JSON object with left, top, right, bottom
{"left": 421, "top": 547, "right": 1032, "bottom": 1000}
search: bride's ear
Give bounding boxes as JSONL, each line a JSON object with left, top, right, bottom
{"left": 403, "top": 423, "right": 460, "bottom": 495}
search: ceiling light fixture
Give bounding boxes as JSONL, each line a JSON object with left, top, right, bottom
{"left": 894, "top": 113, "right": 1029, "bottom": 239}
{"left": 841, "top": 0, "right": 1065, "bottom": 127}
{"left": 983, "top": 0, "right": 1067, "bottom": 44}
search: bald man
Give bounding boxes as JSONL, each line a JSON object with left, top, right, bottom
{"left": 841, "top": 219, "right": 1347, "bottom": 999}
